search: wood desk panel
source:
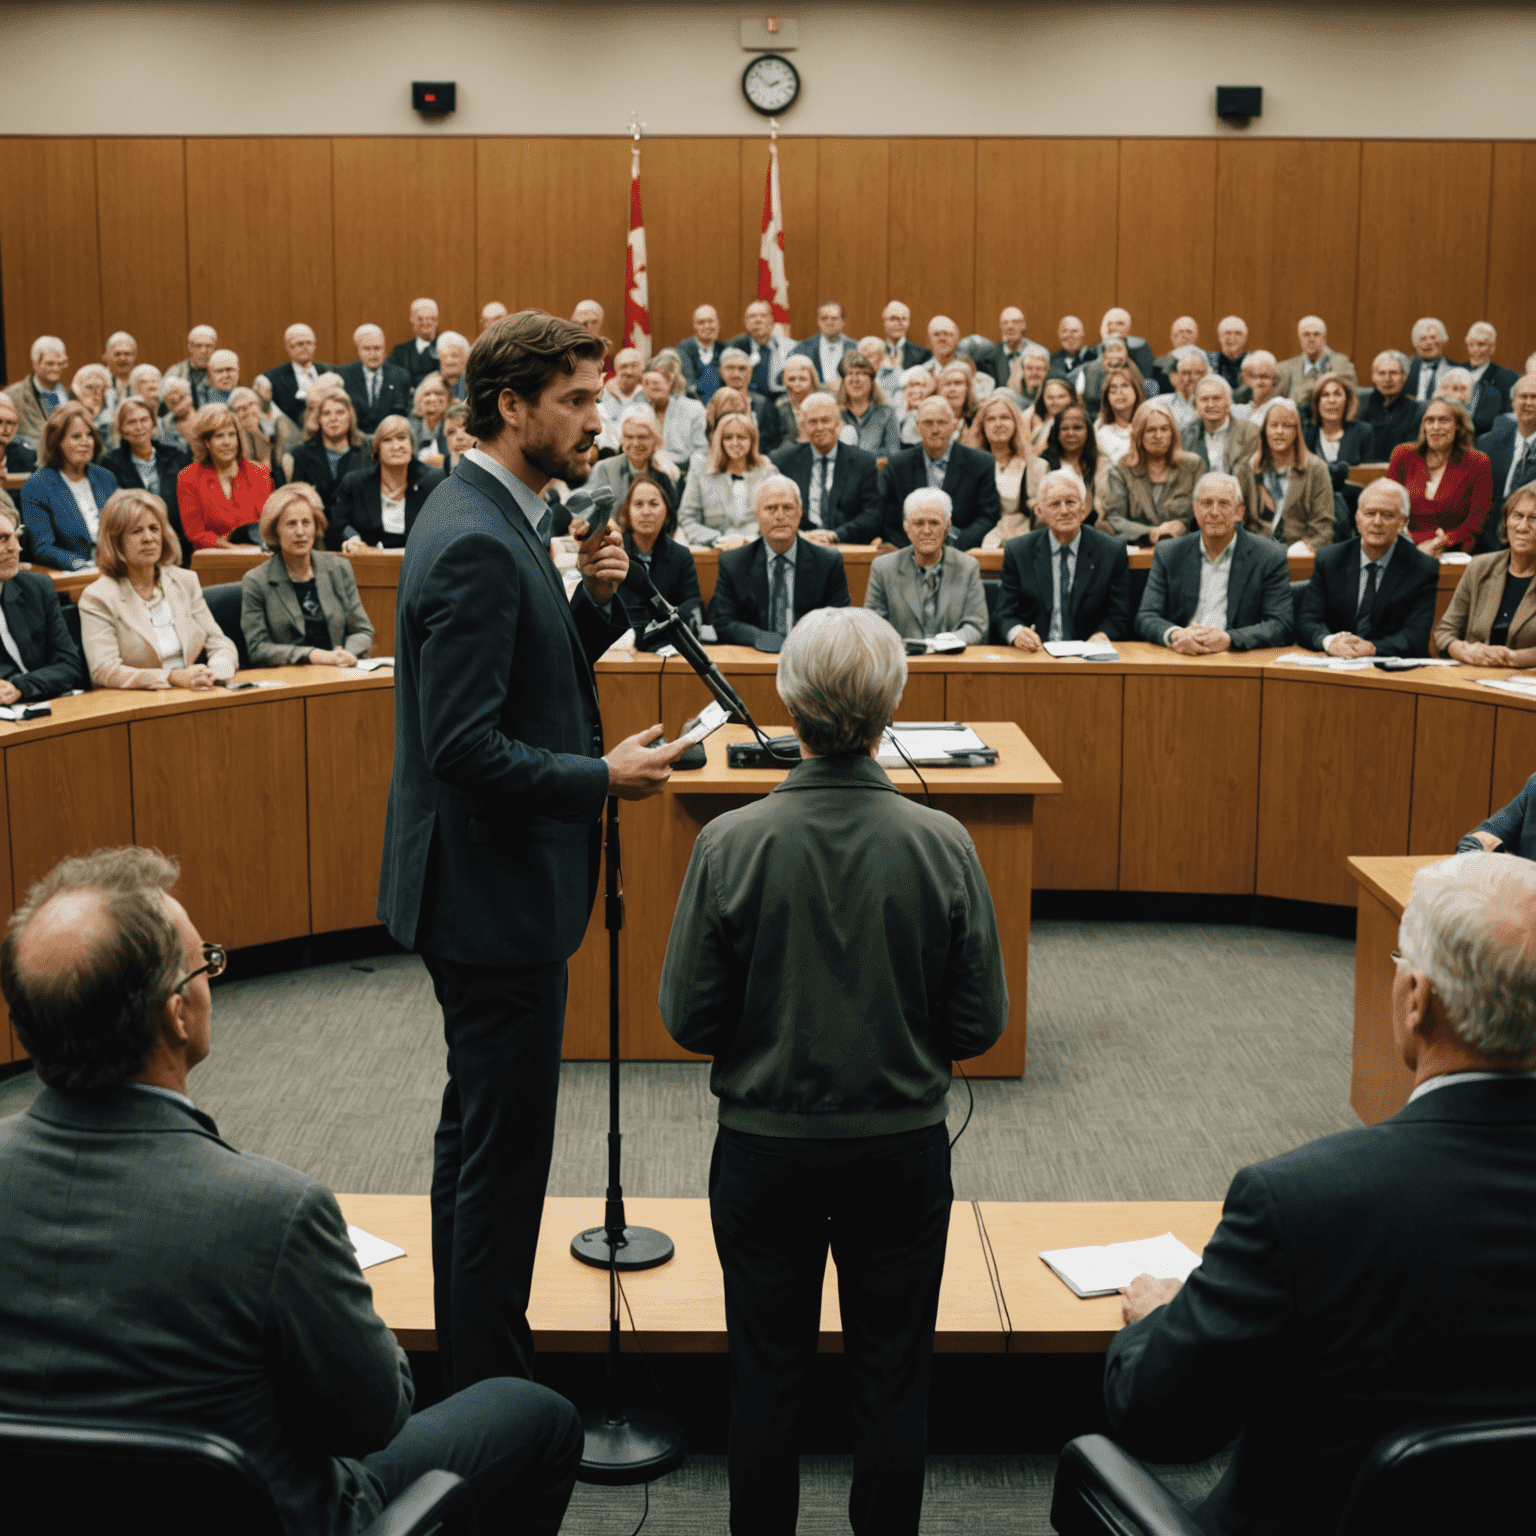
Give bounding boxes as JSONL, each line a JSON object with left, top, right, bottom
{"left": 349, "top": 551, "right": 404, "bottom": 657}
{"left": 1491, "top": 705, "right": 1536, "bottom": 809}
{"left": 1256, "top": 678, "right": 1415, "bottom": 907}
{"left": 306, "top": 690, "right": 394, "bottom": 934}
{"left": 1409, "top": 695, "right": 1495, "bottom": 854}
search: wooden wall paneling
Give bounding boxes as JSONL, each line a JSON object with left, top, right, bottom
{"left": 1213, "top": 141, "right": 1361, "bottom": 360}
{"left": 1409, "top": 695, "right": 1495, "bottom": 854}
{"left": 737, "top": 136, "right": 821, "bottom": 339}
{"left": 888, "top": 140, "right": 977, "bottom": 338}
{"left": 305, "top": 691, "right": 393, "bottom": 935}
{"left": 1, "top": 139, "right": 102, "bottom": 385}
{"left": 1116, "top": 141, "right": 1216, "bottom": 354}
{"left": 1354, "top": 141, "right": 1493, "bottom": 369}
{"left": 1491, "top": 706, "right": 1536, "bottom": 810}
{"left": 333, "top": 139, "right": 476, "bottom": 354}
{"left": 95, "top": 139, "right": 190, "bottom": 374}
{"left": 476, "top": 139, "right": 627, "bottom": 354}
{"left": 1486, "top": 142, "right": 1536, "bottom": 377}
{"left": 185, "top": 137, "right": 336, "bottom": 376}
{"left": 974, "top": 140, "right": 1120, "bottom": 353}
{"left": 813, "top": 140, "right": 888, "bottom": 337}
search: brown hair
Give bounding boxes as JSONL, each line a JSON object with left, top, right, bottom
{"left": 258, "top": 483, "right": 328, "bottom": 548}
{"left": 370, "top": 414, "right": 415, "bottom": 463}
{"left": 1306, "top": 370, "right": 1358, "bottom": 426}
{"left": 466, "top": 310, "right": 606, "bottom": 441}
{"left": 41, "top": 400, "right": 102, "bottom": 470}
{"left": 1097, "top": 366, "right": 1146, "bottom": 427}
{"left": 1415, "top": 398, "right": 1476, "bottom": 459}
{"left": 836, "top": 351, "right": 888, "bottom": 409}
{"left": 304, "top": 386, "right": 361, "bottom": 446}
{"left": 1124, "top": 401, "right": 1189, "bottom": 471}
{"left": 187, "top": 403, "right": 245, "bottom": 466}
{"left": 705, "top": 388, "right": 749, "bottom": 434}
{"left": 113, "top": 395, "right": 156, "bottom": 437}
{"left": 707, "top": 412, "right": 765, "bottom": 474}
{"left": 1253, "top": 398, "right": 1312, "bottom": 473}
{"left": 1501, "top": 485, "right": 1536, "bottom": 545}
{"left": 619, "top": 471, "right": 677, "bottom": 540}
{"left": 96, "top": 488, "right": 181, "bottom": 577}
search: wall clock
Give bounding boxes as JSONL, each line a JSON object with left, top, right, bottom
{"left": 742, "top": 54, "right": 800, "bottom": 116}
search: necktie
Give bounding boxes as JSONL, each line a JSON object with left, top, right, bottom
{"left": 1054, "top": 545, "right": 1072, "bottom": 640}
{"left": 1357, "top": 561, "right": 1380, "bottom": 639}
{"left": 921, "top": 565, "right": 941, "bottom": 636}
{"left": 536, "top": 507, "right": 553, "bottom": 550}
{"left": 813, "top": 456, "right": 828, "bottom": 525}
{"left": 1514, "top": 438, "right": 1536, "bottom": 495}
{"left": 367, "top": 371, "right": 378, "bottom": 406}
{"left": 769, "top": 555, "right": 790, "bottom": 635}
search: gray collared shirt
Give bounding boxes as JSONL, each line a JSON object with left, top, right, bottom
{"left": 1166, "top": 535, "right": 1236, "bottom": 643}
{"left": 925, "top": 451, "right": 950, "bottom": 491}
{"left": 818, "top": 335, "right": 843, "bottom": 383}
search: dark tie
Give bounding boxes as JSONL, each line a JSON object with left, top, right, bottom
{"left": 1057, "top": 545, "right": 1073, "bottom": 631}
{"left": 769, "top": 554, "right": 790, "bottom": 635}
{"left": 536, "top": 507, "right": 553, "bottom": 550}
{"left": 1514, "top": 439, "right": 1536, "bottom": 495}
{"left": 813, "top": 456, "right": 828, "bottom": 525}
{"left": 921, "top": 565, "right": 940, "bottom": 636}
{"left": 367, "top": 371, "right": 378, "bottom": 406}
{"left": 1356, "top": 561, "right": 1380, "bottom": 639}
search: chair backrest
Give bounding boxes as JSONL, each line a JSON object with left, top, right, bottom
{"left": 201, "top": 581, "right": 250, "bottom": 669}
{"left": 61, "top": 595, "right": 84, "bottom": 656}
{"left": 0, "top": 1411, "right": 283, "bottom": 1536}
{"left": 1334, "top": 1415, "right": 1536, "bottom": 1535}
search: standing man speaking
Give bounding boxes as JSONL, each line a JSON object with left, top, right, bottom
{"left": 380, "top": 311, "right": 686, "bottom": 1390}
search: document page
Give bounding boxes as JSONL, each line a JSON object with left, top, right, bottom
{"left": 876, "top": 725, "right": 988, "bottom": 764}
{"left": 348, "top": 1225, "right": 406, "bottom": 1271}
{"left": 1038, "top": 1231, "right": 1202, "bottom": 1298}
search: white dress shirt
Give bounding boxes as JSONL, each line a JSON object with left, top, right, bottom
{"left": 66, "top": 474, "right": 101, "bottom": 541}
{"left": 1408, "top": 1069, "right": 1536, "bottom": 1104}
{"left": 818, "top": 335, "right": 844, "bottom": 383}
{"left": 1506, "top": 429, "right": 1536, "bottom": 497}
{"left": 0, "top": 601, "right": 28, "bottom": 674}
{"left": 1166, "top": 536, "right": 1235, "bottom": 642}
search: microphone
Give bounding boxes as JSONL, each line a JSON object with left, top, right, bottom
{"left": 564, "top": 484, "right": 615, "bottom": 538}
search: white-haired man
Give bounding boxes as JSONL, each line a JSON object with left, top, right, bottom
{"left": 1154, "top": 316, "right": 1201, "bottom": 378}
{"left": 203, "top": 350, "right": 240, "bottom": 405}
{"left": 1403, "top": 316, "right": 1457, "bottom": 404}
{"left": 479, "top": 300, "right": 509, "bottom": 333}
{"left": 1357, "top": 351, "right": 1425, "bottom": 460}
{"left": 1094, "top": 308, "right": 1157, "bottom": 381}
{"left": 1183, "top": 375, "right": 1260, "bottom": 474}
{"left": 436, "top": 331, "right": 471, "bottom": 403}
{"left": 881, "top": 300, "right": 931, "bottom": 373}
{"left": 261, "top": 322, "right": 338, "bottom": 426}
{"left": 1161, "top": 348, "right": 1210, "bottom": 432}
{"left": 340, "top": 323, "right": 413, "bottom": 434}
{"left": 923, "top": 315, "right": 962, "bottom": 375}
{"left": 660, "top": 604, "right": 1006, "bottom": 1536}
{"left": 597, "top": 347, "right": 647, "bottom": 443}
{"left": 726, "top": 300, "right": 795, "bottom": 399}
{"left": 1275, "top": 316, "right": 1357, "bottom": 408}
{"left": 388, "top": 297, "right": 440, "bottom": 384}
{"left": 1207, "top": 315, "right": 1249, "bottom": 395}
{"left": 1463, "top": 321, "right": 1517, "bottom": 434}
{"left": 790, "top": 300, "right": 857, "bottom": 385}
{"left": 3, "top": 336, "right": 71, "bottom": 444}
{"left": 1476, "top": 373, "right": 1536, "bottom": 506}
{"left": 865, "top": 487, "right": 990, "bottom": 645}
{"left": 981, "top": 306, "right": 1030, "bottom": 390}
{"left": 101, "top": 331, "right": 138, "bottom": 412}
{"left": 707, "top": 475, "right": 850, "bottom": 652}
{"left": 1097, "top": 852, "right": 1536, "bottom": 1535}
{"left": 677, "top": 303, "right": 724, "bottom": 403}
{"left": 164, "top": 324, "right": 218, "bottom": 408}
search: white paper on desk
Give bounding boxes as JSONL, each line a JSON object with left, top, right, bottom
{"left": 1043, "top": 641, "right": 1120, "bottom": 659}
{"left": 348, "top": 1225, "right": 406, "bottom": 1271}
{"left": 354, "top": 657, "right": 394, "bottom": 672}
{"left": 1478, "top": 677, "right": 1536, "bottom": 697}
{"left": 876, "top": 725, "right": 987, "bottom": 764}
{"left": 1039, "top": 1231, "right": 1202, "bottom": 1299}
{"left": 1376, "top": 657, "right": 1458, "bottom": 668}
{"left": 1273, "top": 653, "right": 1370, "bottom": 670}
{"left": 1440, "top": 552, "right": 1473, "bottom": 565}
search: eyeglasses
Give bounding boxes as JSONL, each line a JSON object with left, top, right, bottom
{"left": 175, "top": 942, "right": 227, "bottom": 993}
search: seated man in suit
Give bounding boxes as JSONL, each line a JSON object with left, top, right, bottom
{"left": 865, "top": 488, "right": 989, "bottom": 646}
{"left": 995, "top": 469, "right": 1129, "bottom": 649}
{"left": 1296, "top": 478, "right": 1439, "bottom": 657}
{"left": 1207, "top": 315, "right": 1249, "bottom": 395}
{"left": 1403, "top": 316, "right": 1457, "bottom": 404}
{"left": 261, "top": 323, "right": 337, "bottom": 427}
{"left": 1460, "top": 774, "right": 1536, "bottom": 859}
{"left": 882, "top": 397, "right": 1000, "bottom": 550}
{"left": 0, "top": 393, "right": 37, "bottom": 475}
{"left": 718, "top": 347, "right": 782, "bottom": 454}
{"left": 923, "top": 315, "right": 963, "bottom": 376}
{"left": 790, "top": 301, "right": 857, "bottom": 384}
{"left": 708, "top": 475, "right": 850, "bottom": 652}
{"left": 0, "top": 505, "right": 87, "bottom": 700}
{"left": 982, "top": 306, "right": 1030, "bottom": 388}
{"left": 0, "top": 846, "right": 585, "bottom": 1536}
{"left": 164, "top": 325, "right": 218, "bottom": 410}
{"left": 389, "top": 297, "right": 440, "bottom": 383}
{"left": 1102, "top": 852, "right": 1536, "bottom": 1536}
{"left": 1183, "top": 376, "right": 1260, "bottom": 473}
{"left": 1356, "top": 351, "right": 1424, "bottom": 461}
{"left": 1465, "top": 321, "right": 1519, "bottom": 434}
{"left": 1052, "top": 315, "right": 1093, "bottom": 377}
{"left": 1477, "top": 373, "right": 1536, "bottom": 511}
{"left": 4, "top": 335, "right": 72, "bottom": 446}
{"left": 677, "top": 304, "right": 724, "bottom": 403}
{"left": 770, "top": 393, "right": 881, "bottom": 544}
{"left": 1154, "top": 316, "right": 1201, "bottom": 379}
{"left": 1135, "top": 471, "right": 1293, "bottom": 653}
{"left": 726, "top": 300, "right": 794, "bottom": 399}
{"left": 880, "top": 300, "right": 932, "bottom": 374}
{"left": 340, "top": 323, "right": 414, "bottom": 436}
{"left": 1275, "top": 315, "right": 1357, "bottom": 409}
{"left": 1094, "top": 308, "right": 1158, "bottom": 383}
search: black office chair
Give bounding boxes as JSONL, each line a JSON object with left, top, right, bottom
{"left": 1051, "top": 1416, "right": 1536, "bottom": 1536}
{"left": 201, "top": 581, "right": 251, "bottom": 669}
{"left": 60, "top": 596, "right": 84, "bottom": 657}
{"left": 982, "top": 577, "right": 1003, "bottom": 643}
{"left": 0, "top": 1411, "right": 466, "bottom": 1536}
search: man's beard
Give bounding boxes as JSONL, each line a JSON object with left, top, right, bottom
{"left": 523, "top": 421, "right": 594, "bottom": 485}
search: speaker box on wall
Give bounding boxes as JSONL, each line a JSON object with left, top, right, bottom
{"left": 412, "top": 81, "right": 456, "bottom": 116}
{"left": 1216, "top": 86, "right": 1263, "bottom": 123}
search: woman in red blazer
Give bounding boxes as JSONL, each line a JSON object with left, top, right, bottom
{"left": 176, "top": 403, "right": 273, "bottom": 549}
{"left": 1385, "top": 398, "right": 1491, "bottom": 553}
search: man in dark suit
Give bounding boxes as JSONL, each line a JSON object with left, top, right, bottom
{"left": 1460, "top": 773, "right": 1536, "bottom": 859}
{"left": 708, "top": 475, "right": 850, "bottom": 651}
{"left": 771, "top": 394, "right": 882, "bottom": 543}
{"left": 790, "top": 300, "right": 858, "bottom": 383}
{"left": 0, "top": 511, "right": 87, "bottom": 699}
{"left": 0, "top": 847, "right": 585, "bottom": 1536}
{"left": 726, "top": 299, "right": 795, "bottom": 399}
{"left": 1051, "top": 315, "right": 1094, "bottom": 377}
{"left": 880, "top": 300, "right": 932, "bottom": 374}
{"left": 882, "top": 397, "right": 1000, "bottom": 549}
{"left": 1296, "top": 479, "right": 1439, "bottom": 656}
{"left": 1464, "top": 321, "right": 1520, "bottom": 434}
{"left": 340, "top": 323, "right": 415, "bottom": 435}
{"left": 1135, "top": 471, "right": 1293, "bottom": 651}
{"left": 718, "top": 347, "right": 781, "bottom": 453}
{"left": 1102, "top": 853, "right": 1536, "bottom": 1536}
{"left": 1356, "top": 352, "right": 1425, "bottom": 461}
{"left": 978, "top": 306, "right": 1029, "bottom": 387}
{"left": 995, "top": 470, "right": 1130, "bottom": 647}
{"left": 676, "top": 304, "right": 724, "bottom": 404}
{"left": 1206, "top": 315, "right": 1249, "bottom": 395}
{"left": 388, "top": 297, "right": 441, "bottom": 384}
{"left": 1093, "top": 308, "right": 1158, "bottom": 382}
{"left": 380, "top": 311, "right": 687, "bottom": 1389}
{"left": 1403, "top": 316, "right": 1458, "bottom": 405}
{"left": 261, "top": 322, "right": 339, "bottom": 427}
{"left": 1477, "top": 374, "right": 1536, "bottom": 513}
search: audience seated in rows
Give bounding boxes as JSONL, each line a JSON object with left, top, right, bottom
{"left": 865, "top": 488, "right": 989, "bottom": 646}
{"left": 1386, "top": 399, "right": 1491, "bottom": 552}
{"left": 178, "top": 403, "right": 272, "bottom": 550}
{"left": 1238, "top": 397, "right": 1335, "bottom": 553}
{"left": 78, "top": 488, "right": 236, "bottom": 689}
{"left": 19, "top": 401, "right": 116, "bottom": 572}
{"left": 725, "top": 298, "right": 794, "bottom": 399}
{"left": 0, "top": 503, "right": 86, "bottom": 701}
{"left": 1075, "top": 335, "right": 1141, "bottom": 422}
{"left": 337, "top": 415, "right": 446, "bottom": 552}
{"left": 285, "top": 384, "right": 368, "bottom": 534}
{"left": 589, "top": 405, "right": 681, "bottom": 509}
{"left": 613, "top": 471, "right": 703, "bottom": 647}
{"left": 1094, "top": 308, "right": 1157, "bottom": 381}
{"left": 1434, "top": 485, "right": 1536, "bottom": 666}
{"left": 771, "top": 394, "right": 883, "bottom": 544}
{"left": 882, "top": 397, "right": 999, "bottom": 549}
{"left": 679, "top": 413, "right": 771, "bottom": 549}
{"left": 1101, "top": 401, "right": 1197, "bottom": 545}
{"left": 341, "top": 323, "right": 413, "bottom": 434}
{"left": 240, "top": 483, "right": 373, "bottom": 667}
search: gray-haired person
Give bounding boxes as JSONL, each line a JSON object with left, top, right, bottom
{"left": 659, "top": 606, "right": 1008, "bottom": 1536}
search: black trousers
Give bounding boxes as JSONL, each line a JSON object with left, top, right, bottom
{"left": 424, "top": 954, "right": 567, "bottom": 1390}
{"left": 362, "top": 1376, "right": 583, "bottom": 1536}
{"left": 709, "top": 1121, "right": 953, "bottom": 1536}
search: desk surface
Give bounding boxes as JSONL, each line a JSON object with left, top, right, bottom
{"left": 1347, "top": 855, "right": 1447, "bottom": 916}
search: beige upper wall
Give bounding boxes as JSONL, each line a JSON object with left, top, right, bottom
{"left": 5, "top": 1, "right": 1535, "bottom": 139}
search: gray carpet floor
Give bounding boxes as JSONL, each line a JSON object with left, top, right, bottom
{"left": 0, "top": 916, "right": 1356, "bottom": 1531}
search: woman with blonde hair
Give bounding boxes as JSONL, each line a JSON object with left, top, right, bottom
{"left": 71, "top": 364, "right": 114, "bottom": 441}
{"left": 775, "top": 355, "right": 819, "bottom": 445}
{"left": 678, "top": 412, "right": 772, "bottom": 549}
{"left": 78, "top": 487, "right": 237, "bottom": 689}
{"left": 1100, "top": 400, "right": 1198, "bottom": 544}
{"left": 1239, "top": 396, "right": 1335, "bottom": 552}
{"left": 965, "top": 396, "right": 1032, "bottom": 547}
{"left": 227, "top": 386, "right": 284, "bottom": 489}
{"left": 176, "top": 402, "right": 272, "bottom": 549}
{"left": 935, "top": 363, "right": 979, "bottom": 434}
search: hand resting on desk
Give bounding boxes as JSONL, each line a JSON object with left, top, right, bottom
{"left": 1120, "top": 1273, "right": 1184, "bottom": 1324}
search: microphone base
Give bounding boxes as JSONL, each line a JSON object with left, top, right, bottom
{"left": 571, "top": 1224, "right": 676, "bottom": 1271}
{"left": 577, "top": 1406, "right": 686, "bottom": 1486}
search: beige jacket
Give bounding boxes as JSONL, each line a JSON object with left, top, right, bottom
{"left": 1434, "top": 550, "right": 1536, "bottom": 654}
{"left": 1275, "top": 350, "right": 1358, "bottom": 409}
{"left": 1237, "top": 456, "right": 1336, "bottom": 549}
{"left": 78, "top": 566, "right": 239, "bottom": 689}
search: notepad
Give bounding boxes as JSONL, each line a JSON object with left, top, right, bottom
{"left": 354, "top": 657, "right": 395, "bottom": 672}
{"left": 348, "top": 1225, "right": 406, "bottom": 1271}
{"left": 1274, "top": 652, "right": 1373, "bottom": 670}
{"left": 876, "top": 724, "right": 988, "bottom": 765}
{"left": 1478, "top": 677, "right": 1536, "bottom": 698}
{"left": 1038, "top": 1231, "right": 1202, "bottom": 1299}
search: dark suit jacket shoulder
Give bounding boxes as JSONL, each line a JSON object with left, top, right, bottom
{"left": 1134, "top": 527, "right": 1293, "bottom": 650}
{"left": 708, "top": 536, "right": 850, "bottom": 647}
{"left": 881, "top": 443, "right": 1000, "bottom": 550}
{"left": 769, "top": 440, "right": 883, "bottom": 543}
{"left": 335, "top": 461, "right": 445, "bottom": 546}
{"left": 994, "top": 524, "right": 1130, "bottom": 642}
{"left": 1295, "top": 536, "right": 1438, "bottom": 656}
{"left": 0, "top": 568, "right": 88, "bottom": 699}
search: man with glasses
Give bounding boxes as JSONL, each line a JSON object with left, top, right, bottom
{"left": 0, "top": 848, "right": 583, "bottom": 1536}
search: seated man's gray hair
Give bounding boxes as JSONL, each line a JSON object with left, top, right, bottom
{"left": 1036, "top": 467, "right": 1087, "bottom": 502}
{"left": 720, "top": 347, "right": 751, "bottom": 365}
{"left": 1397, "top": 852, "right": 1536, "bottom": 1059}
{"left": 1195, "top": 375, "right": 1233, "bottom": 402}
{"left": 753, "top": 473, "right": 802, "bottom": 510}
{"left": 776, "top": 609, "right": 908, "bottom": 758}
{"left": 1367, "top": 478, "right": 1411, "bottom": 517}
{"left": 618, "top": 401, "right": 663, "bottom": 435}
{"left": 1195, "top": 471, "right": 1242, "bottom": 502}
{"left": 903, "top": 487, "right": 952, "bottom": 521}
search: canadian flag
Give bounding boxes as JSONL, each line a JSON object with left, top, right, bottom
{"left": 624, "top": 136, "right": 652, "bottom": 361}
{"left": 757, "top": 137, "right": 791, "bottom": 338}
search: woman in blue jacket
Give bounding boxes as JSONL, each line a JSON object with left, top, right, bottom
{"left": 18, "top": 400, "right": 116, "bottom": 571}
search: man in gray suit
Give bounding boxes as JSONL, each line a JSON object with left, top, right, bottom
{"left": 1275, "top": 315, "right": 1358, "bottom": 410}
{"left": 1183, "top": 377, "right": 1261, "bottom": 474}
{"left": 0, "top": 847, "right": 583, "bottom": 1536}
{"left": 865, "top": 487, "right": 990, "bottom": 646}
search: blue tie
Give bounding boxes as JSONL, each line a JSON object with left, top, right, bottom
{"left": 769, "top": 555, "right": 790, "bottom": 635}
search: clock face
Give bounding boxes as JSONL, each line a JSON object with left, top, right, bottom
{"left": 742, "top": 54, "right": 800, "bottom": 116}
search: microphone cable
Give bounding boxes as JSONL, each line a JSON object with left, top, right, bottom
{"left": 950, "top": 1059, "right": 974, "bottom": 1150}
{"left": 884, "top": 726, "right": 933, "bottom": 808}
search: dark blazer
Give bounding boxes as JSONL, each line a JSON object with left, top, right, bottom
{"left": 1476, "top": 417, "right": 1536, "bottom": 511}
{"left": 893, "top": 339, "right": 932, "bottom": 370}
{"left": 979, "top": 341, "right": 1028, "bottom": 388}
{"left": 1134, "top": 527, "right": 1293, "bottom": 649}
{"left": 1470, "top": 362, "right": 1519, "bottom": 434}
{"left": 1460, "top": 772, "right": 1536, "bottom": 858}
{"left": 1104, "top": 1078, "right": 1536, "bottom": 1536}
{"left": 0, "top": 1086, "right": 412, "bottom": 1536}
{"left": 288, "top": 440, "right": 370, "bottom": 542}
{"left": 1207, "top": 349, "right": 1247, "bottom": 393}
{"left": 239, "top": 550, "right": 375, "bottom": 667}
{"left": 388, "top": 337, "right": 439, "bottom": 384}
{"left": 5, "top": 440, "right": 37, "bottom": 475}
{"left": 338, "top": 360, "right": 414, "bottom": 436}
{"left": 1295, "top": 535, "right": 1439, "bottom": 655}
{"left": 1402, "top": 354, "right": 1463, "bottom": 406}
{"left": 17, "top": 463, "right": 117, "bottom": 571}
{"left": 708, "top": 536, "right": 850, "bottom": 647}
{"left": 770, "top": 440, "right": 883, "bottom": 543}
{"left": 616, "top": 534, "right": 703, "bottom": 646}
{"left": 1301, "top": 419, "right": 1376, "bottom": 491}
{"left": 676, "top": 337, "right": 722, "bottom": 401}
{"left": 0, "top": 570, "right": 87, "bottom": 698}
{"left": 747, "top": 389, "right": 782, "bottom": 454}
{"left": 881, "top": 443, "right": 1001, "bottom": 550}
{"left": 378, "top": 458, "right": 628, "bottom": 965}
{"left": 261, "top": 362, "right": 340, "bottom": 429}
{"left": 335, "top": 462, "right": 446, "bottom": 548}
{"left": 789, "top": 333, "right": 858, "bottom": 383}
{"left": 1356, "top": 389, "right": 1424, "bottom": 462}
{"left": 994, "top": 525, "right": 1130, "bottom": 642}
{"left": 1051, "top": 347, "right": 1094, "bottom": 376}
{"left": 99, "top": 440, "right": 192, "bottom": 547}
